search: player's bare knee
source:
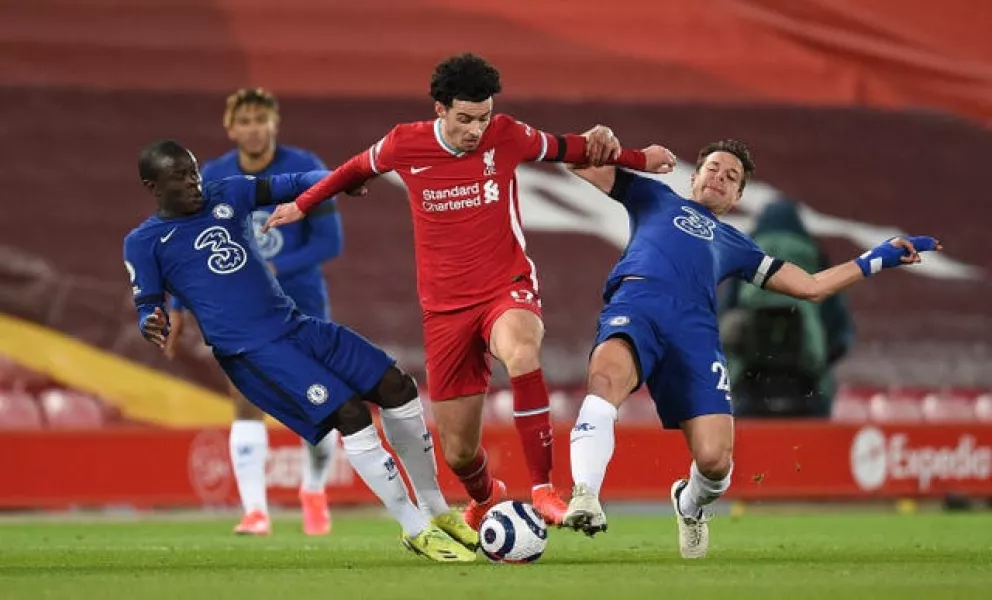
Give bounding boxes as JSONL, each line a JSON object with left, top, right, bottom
{"left": 367, "top": 366, "right": 418, "bottom": 409}
{"left": 330, "top": 396, "right": 374, "bottom": 436}
{"left": 586, "top": 371, "right": 627, "bottom": 408}
{"left": 501, "top": 340, "right": 542, "bottom": 377}
{"left": 694, "top": 445, "right": 733, "bottom": 480}
{"left": 439, "top": 437, "right": 478, "bottom": 470}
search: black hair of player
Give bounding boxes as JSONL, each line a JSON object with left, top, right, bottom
{"left": 695, "top": 139, "right": 756, "bottom": 191}
{"left": 138, "top": 139, "right": 191, "bottom": 181}
{"left": 429, "top": 53, "right": 502, "bottom": 107}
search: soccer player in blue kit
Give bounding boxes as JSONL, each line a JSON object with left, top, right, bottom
{"left": 166, "top": 89, "right": 343, "bottom": 536}
{"left": 125, "top": 140, "right": 477, "bottom": 562}
{"left": 561, "top": 139, "right": 941, "bottom": 558}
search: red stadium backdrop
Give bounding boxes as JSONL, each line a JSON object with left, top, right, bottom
{"left": 1, "top": 0, "right": 991, "bottom": 508}
{"left": 4, "top": 422, "right": 992, "bottom": 508}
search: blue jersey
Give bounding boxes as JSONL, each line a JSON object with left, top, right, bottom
{"left": 605, "top": 171, "right": 778, "bottom": 314}
{"left": 198, "top": 146, "right": 342, "bottom": 318}
{"left": 124, "top": 172, "right": 327, "bottom": 356}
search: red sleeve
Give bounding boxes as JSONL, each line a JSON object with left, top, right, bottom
{"left": 502, "top": 118, "right": 553, "bottom": 162}
{"left": 541, "top": 134, "right": 648, "bottom": 171}
{"left": 295, "top": 127, "right": 400, "bottom": 213}
{"left": 500, "top": 115, "right": 648, "bottom": 171}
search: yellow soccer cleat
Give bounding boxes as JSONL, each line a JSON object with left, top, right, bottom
{"left": 402, "top": 525, "right": 477, "bottom": 563}
{"left": 432, "top": 509, "right": 480, "bottom": 551}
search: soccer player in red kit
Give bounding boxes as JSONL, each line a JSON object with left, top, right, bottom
{"left": 264, "top": 54, "right": 672, "bottom": 528}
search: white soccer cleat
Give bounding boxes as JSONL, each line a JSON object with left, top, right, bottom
{"left": 562, "top": 483, "right": 608, "bottom": 536}
{"left": 671, "top": 479, "right": 710, "bottom": 559}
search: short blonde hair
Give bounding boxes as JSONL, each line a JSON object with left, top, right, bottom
{"left": 223, "top": 88, "right": 280, "bottom": 129}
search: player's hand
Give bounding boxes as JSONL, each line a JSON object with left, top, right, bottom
{"left": 163, "top": 310, "right": 184, "bottom": 360}
{"left": 262, "top": 202, "right": 305, "bottom": 232}
{"left": 141, "top": 307, "right": 170, "bottom": 351}
{"left": 890, "top": 236, "right": 943, "bottom": 264}
{"left": 855, "top": 235, "right": 942, "bottom": 277}
{"left": 642, "top": 145, "right": 677, "bottom": 174}
{"left": 583, "top": 125, "right": 621, "bottom": 166}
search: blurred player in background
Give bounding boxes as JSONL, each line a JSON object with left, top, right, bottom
{"left": 128, "top": 140, "right": 477, "bottom": 562}
{"left": 263, "top": 53, "right": 669, "bottom": 528}
{"left": 165, "top": 89, "right": 343, "bottom": 536}
{"left": 562, "top": 139, "right": 941, "bottom": 558}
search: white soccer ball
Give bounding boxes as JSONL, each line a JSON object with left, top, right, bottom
{"left": 479, "top": 500, "right": 548, "bottom": 563}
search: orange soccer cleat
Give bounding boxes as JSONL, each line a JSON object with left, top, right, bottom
{"left": 233, "top": 510, "right": 271, "bottom": 536}
{"left": 299, "top": 490, "right": 331, "bottom": 536}
{"left": 531, "top": 485, "right": 568, "bottom": 526}
{"left": 462, "top": 479, "right": 508, "bottom": 531}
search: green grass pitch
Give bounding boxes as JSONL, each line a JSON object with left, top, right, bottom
{"left": 1, "top": 512, "right": 990, "bottom": 599}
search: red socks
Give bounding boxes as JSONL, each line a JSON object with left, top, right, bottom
{"left": 453, "top": 447, "right": 494, "bottom": 503}
{"left": 510, "top": 369, "right": 553, "bottom": 487}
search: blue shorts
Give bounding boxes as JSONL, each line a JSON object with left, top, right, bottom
{"left": 216, "top": 317, "right": 394, "bottom": 444}
{"left": 593, "top": 281, "right": 733, "bottom": 429}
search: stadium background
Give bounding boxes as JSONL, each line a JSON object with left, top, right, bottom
{"left": 1, "top": 0, "right": 991, "bottom": 508}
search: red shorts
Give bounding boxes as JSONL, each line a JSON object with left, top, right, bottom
{"left": 423, "top": 280, "right": 543, "bottom": 402}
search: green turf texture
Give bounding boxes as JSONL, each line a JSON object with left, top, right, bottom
{"left": 1, "top": 513, "right": 990, "bottom": 599}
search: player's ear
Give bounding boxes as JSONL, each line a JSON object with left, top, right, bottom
{"left": 226, "top": 126, "right": 238, "bottom": 143}
{"left": 434, "top": 101, "right": 447, "bottom": 119}
{"left": 141, "top": 179, "right": 156, "bottom": 194}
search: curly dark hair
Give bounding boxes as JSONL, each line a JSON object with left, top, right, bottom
{"left": 429, "top": 53, "right": 502, "bottom": 107}
{"left": 695, "top": 139, "right": 756, "bottom": 190}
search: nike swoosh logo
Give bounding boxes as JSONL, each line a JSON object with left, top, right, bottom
{"left": 410, "top": 166, "right": 432, "bottom": 174}
{"left": 160, "top": 228, "right": 177, "bottom": 243}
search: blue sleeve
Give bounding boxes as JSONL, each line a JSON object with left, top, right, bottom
{"left": 270, "top": 198, "right": 344, "bottom": 276}
{"left": 609, "top": 171, "right": 676, "bottom": 211}
{"left": 734, "top": 233, "right": 781, "bottom": 288}
{"left": 608, "top": 169, "right": 639, "bottom": 205}
{"left": 305, "top": 153, "right": 328, "bottom": 171}
{"left": 169, "top": 295, "right": 185, "bottom": 312}
{"left": 256, "top": 171, "right": 331, "bottom": 207}
{"left": 123, "top": 233, "right": 167, "bottom": 332}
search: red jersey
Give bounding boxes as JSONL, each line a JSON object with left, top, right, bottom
{"left": 368, "top": 115, "right": 553, "bottom": 311}
{"left": 293, "top": 114, "right": 647, "bottom": 312}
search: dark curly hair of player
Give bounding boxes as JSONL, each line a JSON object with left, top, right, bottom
{"left": 696, "top": 139, "right": 756, "bottom": 191}
{"left": 430, "top": 53, "right": 502, "bottom": 107}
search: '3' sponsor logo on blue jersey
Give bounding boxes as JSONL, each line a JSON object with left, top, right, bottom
{"left": 673, "top": 206, "right": 716, "bottom": 241}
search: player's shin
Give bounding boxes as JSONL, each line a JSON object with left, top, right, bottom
{"left": 380, "top": 399, "right": 450, "bottom": 517}
{"left": 301, "top": 432, "right": 335, "bottom": 492}
{"left": 510, "top": 369, "right": 554, "bottom": 487}
{"left": 229, "top": 420, "right": 269, "bottom": 515}
{"left": 341, "top": 424, "right": 429, "bottom": 537}
{"left": 569, "top": 394, "right": 619, "bottom": 496}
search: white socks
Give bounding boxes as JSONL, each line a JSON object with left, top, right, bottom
{"left": 342, "top": 424, "right": 429, "bottom": 537}
{"left": 380, "top": 399, "right": 450, "bottom": 517}
{"left": 300, "top": 430, "right": 337, "bottom": 493}
{"left": 229, "top": 420, "right": 269, "bottom": 514}
{"left": 678, "top": 461, "right": 732, "bottom": 518}
{"left": 569, "top": 394, "right": 619, "bottom": 496}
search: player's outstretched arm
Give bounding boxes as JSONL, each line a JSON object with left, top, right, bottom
{"left": 568, "top": 145, "right": 677, "bottom": 194}
{"left": 568, "top": 164, "right": 617, "bottom": 194}
{"left": 262, "top": 149, "right": 381, "bottom": 232}
{"left": 765, "top": 236, "right": 942, "bottom": 303}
